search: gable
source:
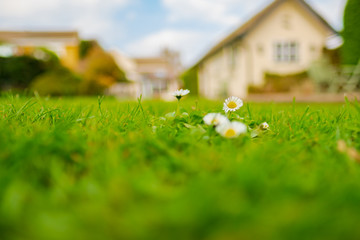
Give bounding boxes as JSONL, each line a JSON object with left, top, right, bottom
{"left": 195, "top": 0, "right": 337, "bottom": 66}
{"left": 246, "top": 0, "right": 331, "bottom": 45}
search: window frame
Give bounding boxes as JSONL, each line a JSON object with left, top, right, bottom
{"left": 274, "top": 41, "right": 299, "bottom": 63}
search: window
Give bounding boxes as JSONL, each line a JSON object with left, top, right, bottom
{"left": 274, "top": 41, "right": 298, "bottom": 62}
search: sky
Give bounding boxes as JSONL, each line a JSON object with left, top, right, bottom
{"left": 0, "top": 0, "right": 346, "bottom": 66}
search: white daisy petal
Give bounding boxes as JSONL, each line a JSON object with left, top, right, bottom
{"left": 203, "top": 113, "right": 229, "bottom": 126}
{"left": 223, "top": 96, "right": 243, "bottom": 113}
{"left": 172, "top": 89, "right": 190, "bottom": 99}
{"left": 216, "top": 121, "right": 247, "bottom": 138}
{"left": 259, "top": 122, "right": 269, "bottom": 130}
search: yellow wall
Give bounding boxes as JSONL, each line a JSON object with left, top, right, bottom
{"left": 61, "top": 45, "right": 79, "bottom": 70}
{"left": 17, "top": 46, "right": 34, "bottom": 55}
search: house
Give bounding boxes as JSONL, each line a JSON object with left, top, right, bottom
{"left": 108, "top": 49, "right": 182, "bottom": 99}
{"left": 195, "top": 0, "right": 339, "bottom": 99}
{"left": 133, "top": 49, "right": 182, "bottom": 99}
{"left": 0, "top": 31, "right": 79, "bottom": 70}
{"left": 108, "top": 50, "right": 142, "bottom": 98}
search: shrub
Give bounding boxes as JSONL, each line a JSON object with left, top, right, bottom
{"left": 248, "top": 71, "right": 309, "bottom": 93}
{"left": 31, "top": 67, "right": 82, "bottom": 96}
{"left": 79, "top": 47, "right": 128, "bottom": 95}
{"left": 181, "top": 66, "right": 199, "bottom": 95}
{"left": 79, "top": 40, "right": 95, "bottom": 59}
{"left": 0, "top": 56, "right": 48, "bottom": 89}
{"left": 0, "top": 48, "right": 63, "bottom": 90}
{"left": 308, "top": 58, "right": 338, "bottom": 92}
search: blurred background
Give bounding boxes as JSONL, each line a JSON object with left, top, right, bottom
{"left": 0, "top": 0, "right": 358, "bottom": 101}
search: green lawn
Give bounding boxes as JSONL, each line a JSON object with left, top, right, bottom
{"left": 0, "top": 95, "right": 360, "bottom": 240}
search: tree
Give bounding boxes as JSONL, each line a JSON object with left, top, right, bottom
{"left": 342, "top": 0, "right": 360, "bottom": 65}
{"left": 181, "top": 66, "right": 198, "bottom": 95}
{"left": 78, "top": 41, "right": 128, "bottom": 95}
{"left": 0, "top": 48, "right": 62, "bottom": 90}
{"left": 31, "top": 67, "right": 81, "bottom": 96}
{"left": 0, "top": 56, "right": 47, "bottom": 89}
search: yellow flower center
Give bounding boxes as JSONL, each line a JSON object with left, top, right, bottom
{"left": 225, "top": 128, "right": 236, "bottom": 138}
{"left": 227, "top": 101, "right": 237, "bottom": 109}
{"left": 212, "top": 119, "right": 219, "bottom": 125}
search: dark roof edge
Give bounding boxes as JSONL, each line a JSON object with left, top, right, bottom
{"left": 296, "top": 0, "right": 338, "bottom": 34}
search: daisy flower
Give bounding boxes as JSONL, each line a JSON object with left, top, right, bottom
{"left": 172, "top": 89, "right": 190, "bottom": 100}
{"left": 203, "top": 113, "right": 229, "bottom": 126}
{"left": 216, "top": 121, "right": 247, "bottom": 138}
{"left": 259, "top": 122, "right": 269, "bottom": 130}
{"left": 223, "top": 96, "right": 243, "bottom": 113}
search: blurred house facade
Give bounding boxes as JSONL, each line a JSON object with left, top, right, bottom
{"left": 195, "top": 0, "right": 340, "bottom": 98}
{"left": 109, "top": 50, "right": 142, "bottom": 98}
{"left": 0, "top": 31, "right": 79, "bottom": 70}
{"left": 110, "top": 49, "right": 182, "bottom": 99}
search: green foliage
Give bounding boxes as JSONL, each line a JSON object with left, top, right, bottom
{"left": 0, "top": 42, "right": 130, "bottom": 96}
{"left": 0, "top": 49, "right": 64, "bottom": 91}
{"left": 249, "top": 71, "right": 309, "bottom": 93}
{"left": 342, "top": 0, "right": 360, "bottom": 65}
{"left": 80, "top": 48, "right": 128, "bottom": 95}
{"left": 35, "top": 47, "right": 61, "bottom": 64}
{"left": 308, "top": 57, "right": 360, "bottom": 93}
{"left": 30, "top": 67, "right": 82, "bottom": 96}
{"left": 181, "top": 66, "right": 199, "bottom": 95}
{"left": 0, "top": 96, "right": 360, "bottom": 239}
{"left": 79, "top": 40, "right": 95, "bottom": 59}
{"left": 0, "top": 56, "right": 48, "bottom": 89}
{"left": 308, "top": 58, "right": 338, "bottom": 92}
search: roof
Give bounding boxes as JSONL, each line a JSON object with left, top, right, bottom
{"left": 134, "top": 57, "right": 169, "bottom": 64}
{"left": 0, "top": 31, "right": 79, "bottom": 45}
{"left": 0, "top": 31, "right": 78, "bottom": 39}
{"left": 195, "top": 0, "right": 337, "bottom": 66}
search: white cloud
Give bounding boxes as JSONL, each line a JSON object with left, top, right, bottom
{"left": 125, "top": 29, "right": 211, "bottom": 66}
{"left": 0, "top": 0, "right": 129, "bottom": 41}
{"left": 162, "top": 0, "right": 267, "bottom": 26}
{"left": 162, "top": 0, "right": 343, "bottom": 29}
{"left": 307, "top": 0, "right": 345, "bottom": 30}
{"left": 0, "top": 0, "right": 128, "bottom": 18}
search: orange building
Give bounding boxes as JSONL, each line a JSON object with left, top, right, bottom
{"left": 0, "top": 31, "right": 79, "bottom": 70}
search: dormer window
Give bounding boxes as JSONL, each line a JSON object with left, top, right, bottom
{"left": 274, "top": 41, "right": 298, "bottom": 62}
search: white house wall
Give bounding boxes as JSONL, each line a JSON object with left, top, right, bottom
{"left": 227, "top": 43, "right": 248, "bottom": 98}
{"left": 198, "top": 0, "right": 333, "bottom": 99}
{"left": 245, "top": 0, "right": 330, "bottom": 85}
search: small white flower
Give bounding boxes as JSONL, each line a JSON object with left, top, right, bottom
{"left": 203, "top": 113, "right": 229, "bottom": 126}
{"left": 216, "top": 121, "right": 247, "bottom": 138}
{"left": 172, "top": 89, "right": 190, "bottom": 99}
{"left": 223, "top": 96, "right": 243, "bottom": 113}
{"left": 259, "top": 122, "right": 269, "bottom": 130}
